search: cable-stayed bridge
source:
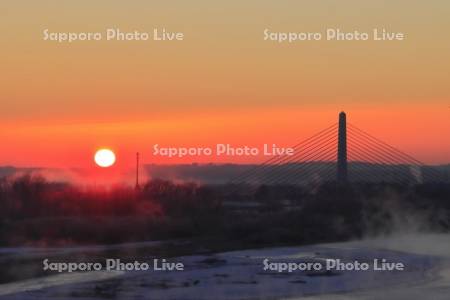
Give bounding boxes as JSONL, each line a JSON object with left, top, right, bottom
{"left": 230, "top": 112, "right": 448, "bottom": 186}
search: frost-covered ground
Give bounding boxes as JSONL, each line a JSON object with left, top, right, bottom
{"left": 0, "top": 234, "right": 449, "bottom": 300}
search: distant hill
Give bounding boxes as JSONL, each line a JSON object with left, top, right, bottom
{"left": 0, "top": 167, "right": 15, "bottom": 177}
{"left": 145, "top": 163, "right": 450, "bottom": 185}
{"left": 0, "top": 166, "right": 29, "bottom": 178}
{"left": 2, "top": 164, "right": 449, "bottom": 185}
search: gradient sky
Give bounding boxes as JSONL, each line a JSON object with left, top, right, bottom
{"left": 0, "top": 0, "right": 449, "bottom": 169}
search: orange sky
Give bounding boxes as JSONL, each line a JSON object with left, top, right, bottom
{"left": 1, "top": 104, "right": 449, "bottom": 169}
{"left": 0, "top": 1, "right": 449, "bottom": 170}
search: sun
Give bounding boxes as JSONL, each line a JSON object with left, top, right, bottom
{"left": 94, "top": 149, "right": 116, "bottom": 168}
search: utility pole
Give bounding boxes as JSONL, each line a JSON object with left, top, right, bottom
{"left": 135, "top": 152, "right": 140, "bottom": 190}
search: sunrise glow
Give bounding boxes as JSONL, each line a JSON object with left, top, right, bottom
{"left": 94, "top": 149, "right": 116, "bottom": 168}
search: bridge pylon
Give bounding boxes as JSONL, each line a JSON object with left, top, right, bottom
{"left": 337, "top": 112, "right": 348, "bottom": 184}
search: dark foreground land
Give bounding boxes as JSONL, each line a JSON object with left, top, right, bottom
{"left": 0, "top": 175, "right": 449, "bottom": 284}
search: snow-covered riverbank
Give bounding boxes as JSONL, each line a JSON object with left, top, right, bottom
{"left": 0, "top": 234, "right": 448, "bottom": 299}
